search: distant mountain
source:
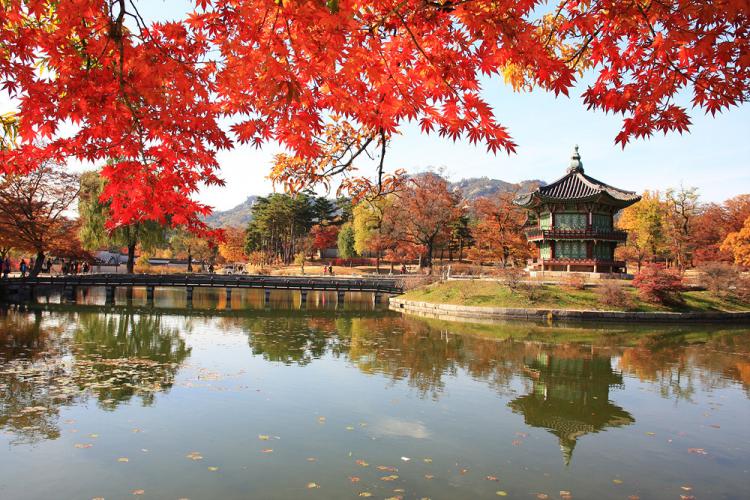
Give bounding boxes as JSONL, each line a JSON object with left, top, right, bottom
{"left": 206, "top": 177, "right": 544, "bottom": 227}
{"left": 449, "top": 177, "right": 545, "bottom": 201}
{"left": 204, "top": 195, "right": 257, "bottom": 228}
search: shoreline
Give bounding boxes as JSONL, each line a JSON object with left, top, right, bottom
{"left": 389, "top": 297, "right": 750, "bottom": 324}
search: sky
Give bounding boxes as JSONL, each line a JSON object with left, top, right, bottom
{"left": 4, "top": 0, "right": 749, "bottom": 212}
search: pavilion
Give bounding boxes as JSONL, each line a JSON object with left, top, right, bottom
{"left": 514, "top": 146, "right": 641, "bottom": 273}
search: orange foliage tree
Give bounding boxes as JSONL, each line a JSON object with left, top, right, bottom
{"left": 218, "top": 227, "right": 248, "bottom": 263}
{"left": 1, "top": 0, "right": 748, "bottom": 231}
{"left": 466, "top": 192, "right": 530, "bottom": 267}
{"left": 721, "top": 216, "right": 750, "bottom": 267}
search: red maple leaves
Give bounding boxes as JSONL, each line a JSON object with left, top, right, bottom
{"left": 1, "top": 0, "right": 747, "bottom": 230}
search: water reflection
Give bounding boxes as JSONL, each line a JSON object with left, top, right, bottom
{"left": 0, "top": 307, "right": 191, "bottom": 444}
{"left": 508, "top": 352, "right": 634, "bottom": 465}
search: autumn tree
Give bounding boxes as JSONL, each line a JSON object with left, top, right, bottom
{"left": 309, "top": 224, "right": 339, "bottom": 255}
{"left": 169, "top": 231, "right": 215, "bottom": 272}
{"left": 467, "top": 192, "right": 529, "bottom": 267}
{"left": 664, "top": 186, "right": 700, "bottom": 270}
{"left": 1, "top": 0, "right": 747, "bottom": 231}
{"left": 353, "top": 196, "right": 396, "bottom": 272}
{"left": 0, "top": 162, "right": 79, "bottom": 276}
{"left": 78, "top": 170, "right": 167, "bottom": 273}
{"left": 721, "top": 216, "right": 750, "bottom": 267}
{"left": 617, "top": 190, "right": 668, "bottom": 269}
{"left": 218, "top": 226, "right": 247, "bottom": 263}
{"left": 388, "top": 173, "right": 461, "bottom": 269}
{"left": 693, "top": 195, "right": 750, "bottom": 263}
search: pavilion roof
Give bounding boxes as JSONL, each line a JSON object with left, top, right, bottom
{"left": 514, "top": 146, "right": 641, "bottom": 209}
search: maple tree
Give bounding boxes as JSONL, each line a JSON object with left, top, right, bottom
{"left": 218, "top": 226, "right": 248, "bottom": 263}
{"left": 466, "top": 191, "right": 529, "bottom": 267}
{"left": 0, "top": 162, "right": 80, "bottom": 276}
{"left": 352, "top": 195, "right": 396, "bottom": 271}
{"left": 78, "top": 170, "right": 167, "bottom": 273}
{"left": 1, "top": 0, "right": 747, "bottom": 231}
{"left": 309, "top": 224, "right": 339, "bottom": 253}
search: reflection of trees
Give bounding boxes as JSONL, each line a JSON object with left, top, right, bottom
{"left": 0, "top": 309, "right": 77, "bottom": 445}
{"left": 0, "top": 308, "right": 191, "bottom": 445}
{"left": 244, "top": 316, "right": 345, "bottom": 365}
{"left": 73, "top": 314, "right": 191, "bottom": 409}
{"left": 509, "top": 350, "right": 634, "bottom": 465}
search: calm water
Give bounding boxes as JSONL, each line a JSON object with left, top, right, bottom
{"left": 1, "top": 289, "right": 749, "bottom": 499}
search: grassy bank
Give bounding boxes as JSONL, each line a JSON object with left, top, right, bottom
{"left": 400, "top": 280, "right": 750, "bottom": 313}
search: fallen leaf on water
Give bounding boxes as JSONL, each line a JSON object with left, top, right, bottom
{"left": 74, "top": 443, "right": 92, "bottom": 449}
{"left": 89, "top": 434, "right": 99, "bottom": 439}
{"left": 317, "top": 417, "right": 326, "bottom": 423}
{"left": 306, "top": 457, "right": 317, "bottom": 462}
{"left": 380, "top": 475, "right": 399, "bottom": 481}
{"left": 117, "top": 457, "right": 129, "bottom": 463}
{"left": 688, "top": 448, "right": 707, "bottom": 455}
{"left": 208, "top": 466, "right": 219, "bottom": 471}
{"left": 612, "top": 479, "right": 623, "bottom": 484}
{"left": 306, "top": 482, "right": 319, "bottom": 489}
{"left": 496, "top": 492, "right": 507, "bottom": 497}
{"left": 141, "top": 449, "right": 149, "bottom": 453}
{"left": 346, "top": 426, "right": 355, "bottom": 431}
{"left": 349, "top": 476, "right": 360, "bottom": 483}
{"left": 627, "top": 496, "right": 640, "bottom": 500}
{"left": 258, "top": 434, "right": 270, "bottom": 441}
{"left": 261, "top": 448, "right": 273, "bottom": 453}
{"left": 515, "top": 432, "right": 528, "bottom": 438}
{"left": 377, "top": 465, "right": 398, "bottom": 472}
{"left": 536, "top": 494, "right": 549, "bottom": 500}
{"left": 401, "top": 457, "right": 410, "bottom": 462}
{"left": 423, "top": 458, "right": 432, "bottom": 464}
{"left": 355, "top": 460, "right": 369, "bottom": 467}
{"left": 680, "top": 496, "right": 695, "bottom": 500}
{"left": 460, "top": 468, "right": 469, "bottom": 475}
{"left": 709, "top": 424, "right": 721, "bottom": 429}
{"left": 424, "top": 474, "right": 434, "bottom": 480}
{"left": 486, "top": 475, "right": 498, "bottom": 481}
{"left": 132, "top": 490, "right": 144, "bottom": 496}
{"left": 186, "top": 452, "right": 203, "bottom": 461}
{"left": 358, "top": 493, "right": 372, "bottom": 498}
{"left": 512, "top": 440, "right": 522, "bottom": 446}
{"left": 645, "top": 432, "right": 656, "bottom": 436}
{"left": 132, "top": 428, "right": 141, "bottom": 433}
{"left": 92, "top": 497, "right": 104, "bottom": 500}
{"left": 560, "top": 490, "right": 572, "bottom": 500}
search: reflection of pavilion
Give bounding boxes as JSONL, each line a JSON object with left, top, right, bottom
{"left": 508, "top": 352, "right": 634, "bottom": 465}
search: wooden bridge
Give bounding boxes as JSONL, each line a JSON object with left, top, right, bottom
{"left": 0, "top": 274, "right": 404, "bottom": 306}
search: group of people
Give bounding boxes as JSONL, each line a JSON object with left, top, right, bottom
{"left": 323, "top": 265, "right": 335, "bottom": 276}
{"left": 0, "top": 257, "right": 90, "bottom": 278}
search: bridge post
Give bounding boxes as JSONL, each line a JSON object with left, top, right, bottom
{"left": 105, "top": 286, "right": 116, "bottom": 306}
{"left": 337, "top": 290, "right": 345, "bottom": 306}
{"left": 264, "top": 289, "right": 271, "bottom": 306}
{"left": 225, "top": 288, "right": 232, "bottom": 306}
{"left": 186, "top": 286, "right": 194, "bottom": 307}
{"left": 126, "top": 286, "right": 134, "bottom": 305}
{"left": 299, "top": 290, "right": 307, "bottom": 307}
{"left": 63, "top": 285, "right": 76, "bottom": 303}
{"left": 146, "top": 286, "right": 155, "bottom": 306}
{"left": 373, "top": 292, "right": 382, "bottom": 305}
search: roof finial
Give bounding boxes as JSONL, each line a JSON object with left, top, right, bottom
{"left": 567, "top": 144, "right": 584, "bottom": 174}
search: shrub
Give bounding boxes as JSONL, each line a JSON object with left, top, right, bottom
{"left": 597, "top": 281, "right": 631, "bottom": 309}
{"left": 498, "top": 267, "right": 526, "bottom": 291}
{"left": 330, "top": 257, "right": 376, "bottom": 267}
{"left": 632, "top": 264, "right": 683, "bottom": 304}
{"left": 562, "top": 273, "right": 587, "bottom": 290}
{"left": 697, "top": 262, "right": 741, "bottom": 297}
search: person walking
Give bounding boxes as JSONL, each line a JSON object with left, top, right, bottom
{"left": 2, "top": 257, "right": 9, "bottom": 279}
{"left": 19, "top": 259, "right": 27, "bottom": 278}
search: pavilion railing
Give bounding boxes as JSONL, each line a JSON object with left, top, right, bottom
{"left": 525, "top": 228, "right": 628, "bottom": 242}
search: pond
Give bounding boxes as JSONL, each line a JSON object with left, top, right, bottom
{"left": 1, "top": 290, "right": 749, "bottom": 499}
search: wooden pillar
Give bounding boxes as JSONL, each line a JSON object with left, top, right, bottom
{"left": 373, "top": 292, "right": 382, "bottom": 305}
{"left": 63, "top": 285, "right": 76, "bottom": 303}
{"left": 566, "top": 264, "right": 571, "bottom": 272}
{"left": 337, "top": 290, "right": 345, "bottom": 306}
{"left": 299, "top": 290, "right": 307, "bottom": 307}
{"left": 264, "top": 289, "right": 271, "bottom": 305}
{"left": 105, "top": 286, "right": 116, "bottom": 305}
{"left": 186, "top": 286, "right": 193, "bottom": 307}
{"left": 146, "top": 286, "right": 155, "bottom": 306}
{"left": 225, "top": 287, "right": 232, "bottom": 305}
{"left": 126, "top": 286, "right": 134, "bottom": 305}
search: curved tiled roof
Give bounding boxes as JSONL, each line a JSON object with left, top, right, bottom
{"left": 514, "top": 147, "right": 641, "bottom": 208}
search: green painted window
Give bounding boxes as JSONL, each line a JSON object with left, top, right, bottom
{"left": 592, "top": 213, "right": 612, "bottom": 230}
{"left": 593, "top": 243, "right": 612, "bottom": 260}
{"left": 555, "top": 213, "right": 587, "bottom": 230}
{"left": 556, "top": 240, "right": 586, "bottom": 259}
{"left": 540, "top": 213, "right": 552, "bottom": 229}
{"left": 539, "top": 241, "right": 552, "bottom": 259}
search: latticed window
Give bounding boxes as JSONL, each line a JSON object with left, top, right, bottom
{"left": 556, "top": 240, "right": 586, "bottom": 259}
{"left": 593, "top": 243, "right": 612, "bottom": 260}
{"left": 540, "top": 241, "right": 552, "bottom": 259}
{"left": 540, "top": 212, "right": 552, "bottom": 229}
{"left": 555, "top": 213, "right": 586, "bottom": 230}
{"left": 592, "top": 213, "right": 612, "bottom": 230}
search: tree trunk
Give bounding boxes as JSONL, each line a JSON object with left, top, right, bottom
{"left": 127, "top": 243, "right": 136, "bottom": 273}
{"left": 29, "top": 250, "right": 45, "bottom": 278}
{"left": 187, "top": 248, "right": 193, "bottom": 272}
{"left": 376, "top": 252, "right": 380, "bottom": 274}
